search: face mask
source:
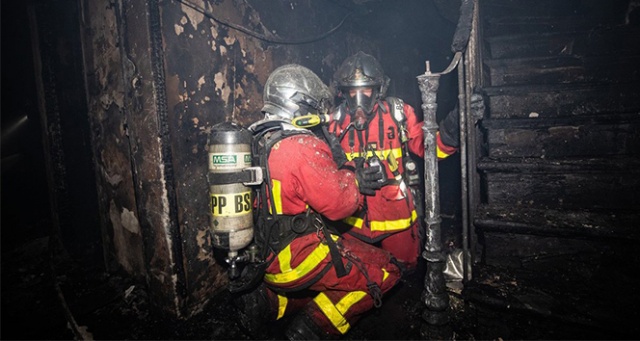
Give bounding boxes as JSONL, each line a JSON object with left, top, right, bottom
{"left": 345, "top": 87, "right": 376, "bottom": 130}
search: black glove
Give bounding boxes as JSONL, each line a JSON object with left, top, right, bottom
{"left": 439, "top": 92, "right": 485, "bottom": 148}
{"left": 322, "top": 126, "right": 348, "bottom": 168}
{"left": 439, "top": 106, "right": 460, "bottom": 148}
{"left": 228, "top": 262, "right": 267, "bottom": 294}
{"left": 354, "top": 157, "right": 384, "bottom": 196}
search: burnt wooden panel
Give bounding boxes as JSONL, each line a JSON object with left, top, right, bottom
{"left": 482, "top": 171, "right": 640, "bottom": 211}
{"left": 80, "top": 0, "right": 146, "bottom": 276}
{"left": 483, "top": 117, "right": 640, "bottom": 158}
{"left": 486, "top": 27, "right": 640, "bottom": 60}
{"left": 474, "top": 0, "right": 640, "bottom": 327}
{"left": 482, "top": 0, "right": 630, "bottom": 20}
{"left": 485, "top": 54, "right": 640, "bottom": 87}
{"left": 115, "top": 0, "right": 188, "bottom": 318}
{"left": 482, "top": 0, "right": 630, "bottom": 37}
{"left": 475, "top": 230, "right": 640, "bottom": 334}
{"left": 483, "top": 15, "right": 630, "bottom": 37}
{"left": 475, "top": 204, "right": 640, "bottom": 240}
{"left": 30, "top": 0, "right": 103, "bottom": 262}
{"left": 484, "top": 84, "right": 640, "bottom": 119}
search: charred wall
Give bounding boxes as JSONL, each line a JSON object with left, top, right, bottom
{"left": 28, "top": 0, "right": 103, "bottom": 264}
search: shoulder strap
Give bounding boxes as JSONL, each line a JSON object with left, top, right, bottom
{"left": 386, "top": 96, "right": 406, "bottom": 126}
{"left": 386, "top": 96, "right": 410, "bottom": 147}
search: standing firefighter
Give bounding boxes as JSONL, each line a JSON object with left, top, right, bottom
{"left": 233, "top": 64, "right": 401, "bottom": 340}
{"left": 328, "top": 51, "right": 479, "bottom": 273}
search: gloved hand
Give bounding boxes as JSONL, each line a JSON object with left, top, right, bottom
{"left": 439, "top": 91, "right": 485, "bottom": 148}
{"left": 354, "top": 157, "right": 384, "bottom": 196}
{"left": 228, "top": 262, "right": 267, "bottom": 294}
{"left": 324, "top": 127, "right": 348, "bottom": 168}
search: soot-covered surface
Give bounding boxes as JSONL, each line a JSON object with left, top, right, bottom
{"left": 3, "top": 230, "right": 638, "bottom": 340}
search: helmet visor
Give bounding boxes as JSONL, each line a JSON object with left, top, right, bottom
{"left": 345, "top": 87, "right": 377, "bottom": 113}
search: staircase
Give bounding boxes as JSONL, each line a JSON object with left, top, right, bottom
{"left": 464, "top": 0, "right": 640, "bottom": 338}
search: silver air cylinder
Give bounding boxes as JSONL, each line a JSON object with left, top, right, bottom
{"left": 207, "top": 122, "right": 254, "bottom": 255}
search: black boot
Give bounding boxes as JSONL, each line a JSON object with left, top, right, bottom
{"left": 233, "top": 284, "right": 274, "bottom": 337}
{"left": 285, "top": 312, "right": 338, "bottom": 340}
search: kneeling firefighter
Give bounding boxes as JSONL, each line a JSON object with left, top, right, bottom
{"left": 230, "top": 64, "right": 402, "bottom": 340}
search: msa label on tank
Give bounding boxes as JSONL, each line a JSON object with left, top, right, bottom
{"left": 210, "top": 191, "right": 252, "bottom": 216}
{"left": 209, "top": 152, "right": 251, "bottom": 170}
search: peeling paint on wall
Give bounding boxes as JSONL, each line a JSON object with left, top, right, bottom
{"left": 214, "top": 71, "right": 230, "bottom": 105}
{"left": 109, "top": 200, "right": 134, "bottom": 273}
{"left": 120, "top": 207, "right": 141, "bottom": 234}
{"left": 180, "top": 0, "right": 205, "bottom": 30}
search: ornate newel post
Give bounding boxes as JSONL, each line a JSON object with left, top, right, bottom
{"left": 417, "top": 61, "right": 450, "bottom": 327}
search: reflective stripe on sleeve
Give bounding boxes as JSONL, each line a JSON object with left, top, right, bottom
{"left": 344, "top": 210, "right": 418, "bottom": 232}
{"left": 437, "top": 145, "right": 454, "bottom": 159}
{"left": 345, "top": 147, "right": 403, "bottom": 161}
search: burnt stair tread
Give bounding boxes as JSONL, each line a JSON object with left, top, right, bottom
{"left": 481, "top": 112, "right": 640, "bottom": 128}
{"left": 483, "top": 54, "right": 640, "bottom": 86}
{"left": 462, "top": 264, "right": 640, "bottom": 339}
{"left": 477, "top": 156, "right": 640, "bottom": 172}
{"left": 473, "top": 204, "right": 640, "bottom": 241}
{"left": 485, "top": 26, "right": 640, "bottom": 59}
{"left": 482, "top": 83, "right": 640, "bottom": 118}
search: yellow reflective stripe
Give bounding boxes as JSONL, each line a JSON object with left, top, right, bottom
{"left": 272, "top": 179, "right": 283, "bottom": 214}
{"left": 314, "top": 293, "right": 352, "bottom": 334}
{"left": 437, "top": 145, "right": 453, "bottom": 159}
{"left": 336, "top": 291, "right": 367, "bottom": 315}
{"left": 345, "top": 147, "right": 403, "bottom": 161}
{"left": 264, "top": 236, "right": 339, "bottom": 284}
{"left": 277, "top": 294, "right": 288, "bottom": 320}
{"left": 279, "top": 245, "right": 293, "bottom": 273}
{"left": 315, "top": 270, "right": 392, "bottom": 335}
{"left": 343, "top": 210, "right": 418, "bottom": 232}
{"left": 343, "top": 216, "right": 363, "bottom": 228}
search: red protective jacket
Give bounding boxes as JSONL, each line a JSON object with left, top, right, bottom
{"left": 328, "top": 100, "right": 457, "bottom": 266}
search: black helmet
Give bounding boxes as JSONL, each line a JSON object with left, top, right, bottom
{"left": 333, "top": 51, "right": 389, "bottom": 114}
{"left": 261, "top": 64, "right": 332, "bottom": 121}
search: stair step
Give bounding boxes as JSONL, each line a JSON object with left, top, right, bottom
{"left": 476, "top": 160, "right": 640, "bottom": 211}
{"left": 474, "top": 204, "right": 640, "bottom": 240}
{"left": 483, "top": 83, "right": 640, "bottom": 119}
{"left": 484, "top": 54, "right": 640, "bottom": 87}
{"left": 463, "top": 262, "right": 640, "bottom": 339}
{"left": 483, "top": 16, "right": 631, "bottom": 37}
{"left": 480, "top": 115, "right": 640, "bottom": 159}
{"left": 482, "top": 0, "right": 630, "bottom": 36}
{"left": 486, "top": 26, "right": 640, "bottom": 59}
{"left": 477, "top": 156, "right": 640, "bottom": 173}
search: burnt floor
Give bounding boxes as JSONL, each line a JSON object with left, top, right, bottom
{"left": 2, "top": 226, "right": 639, "bottom": 340}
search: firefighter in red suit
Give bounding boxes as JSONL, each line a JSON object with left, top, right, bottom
{"left": 233, "top": 64, "right": 402, "bottom": 340}
{"left": 327, "top": 51, "right": 479, "bottom": 274}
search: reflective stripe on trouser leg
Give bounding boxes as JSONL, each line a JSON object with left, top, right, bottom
{"left": 309, "top": 269, "right": 392, "bottom": 335}
{"left": 277, "top": 293, "right": 287, "bottom": 320}
{"left": 274, "top": 292, "right": 314, "bottom": 320}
